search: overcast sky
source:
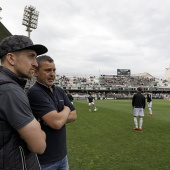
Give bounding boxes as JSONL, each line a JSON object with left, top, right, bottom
{"left": 1, "top": 0, "right": 170, "bottom": 78}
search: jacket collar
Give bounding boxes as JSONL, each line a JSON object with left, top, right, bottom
{"left": 35, "top": 81, "right": 55, "bottom": 92}
{"left": 0, "top": 66, "right": 27, "bottom": 89}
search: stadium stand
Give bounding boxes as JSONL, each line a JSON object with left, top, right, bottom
{"left": 51, "top": 74, "right": 170, "bottom": 100}
{"left": 22, "top": 72, "right": 170, "bottom": 100}
{"left": 0, "top": 22, "right": 170, "bottom": 99}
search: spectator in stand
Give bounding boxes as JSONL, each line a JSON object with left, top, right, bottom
{"left": 146, "top": 91, "right": 153, "bottom": 116}
{"left": 132, "top": 87, "right": 146, "bottom": 131}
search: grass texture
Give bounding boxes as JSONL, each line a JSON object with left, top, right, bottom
{"left": 66, "top": 99, "right": 170, "bottom": 170}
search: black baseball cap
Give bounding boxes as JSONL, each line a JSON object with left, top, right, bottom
{"left": 0, "top": 35, "right": 48, "bottom": 58}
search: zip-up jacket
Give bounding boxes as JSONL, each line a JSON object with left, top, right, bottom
{"left": 132, "top": 92, "right": 146, "bottom": 109}
{"left": 0, "top": 66, "right": 40, "bottom": 170}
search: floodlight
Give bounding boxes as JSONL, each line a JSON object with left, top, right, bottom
{"left": 22, "top": 5, "right": 39, "bottom": 37}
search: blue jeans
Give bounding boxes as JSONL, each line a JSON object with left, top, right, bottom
{"left": 41, "top": 155, "right": 69, "bottom": 170}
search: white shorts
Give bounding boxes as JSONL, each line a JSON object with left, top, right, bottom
{"left": 89, "top": 102, "right": 94, "bottom": 106}
{"left": 147, "top": 101, "right": 152, "bottom": 108}
{"left": 133, "top": 108, "right": 144, "bottom": 117}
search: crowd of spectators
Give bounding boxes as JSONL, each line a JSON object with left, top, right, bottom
{"left": 47, "top": 74, "right": 169, "bottom": 100}
{"left": 25, "top": 74, "right": 170, "bottom": 100}
{"left": 54, "top": 74, "right": 170, "bottom": 89}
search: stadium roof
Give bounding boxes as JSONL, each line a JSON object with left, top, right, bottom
{"left": 131, "top": 72, "right": 154, "bottom": 79}
{"left": 0, "top": 21, "right": 12, "bottom": 41}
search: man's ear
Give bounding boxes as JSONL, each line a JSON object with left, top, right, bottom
{"left": 6, "top": 53, "right": 15, "bottom": 66}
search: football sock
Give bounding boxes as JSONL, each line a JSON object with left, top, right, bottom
{"left": 139, "top": 118, "right": 143, "bottom": 128}
{"left": 134, "top": 117, "right": 138, "bottom": 128}
{"left": 149, "top": 108, "right": 152, "bottom": 114}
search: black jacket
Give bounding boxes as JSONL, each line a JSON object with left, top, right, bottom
{"left": 0, "top": 66, "right": 40, "bottom": 170}
{"left": 132, "top": 92, "right": 146, "bottom": 109}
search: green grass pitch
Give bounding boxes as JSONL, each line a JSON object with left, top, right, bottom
{"left": 66, "top": 99, "right": 170, "bottom": 170}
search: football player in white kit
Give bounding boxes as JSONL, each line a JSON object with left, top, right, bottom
{"left": 146, "top": 92, "right": 153, "bottom": 116}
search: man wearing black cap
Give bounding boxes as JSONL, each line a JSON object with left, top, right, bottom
{"left": 0, "top": 35, "right": 48, "bottom": 170}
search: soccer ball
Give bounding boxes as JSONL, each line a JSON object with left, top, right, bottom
{"left": 94, "top": 108, "right": 97, "bottom": 112}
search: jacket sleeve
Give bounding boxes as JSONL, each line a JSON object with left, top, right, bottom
{"left": 132, "top": 94, "right": 135, "bottom": 107}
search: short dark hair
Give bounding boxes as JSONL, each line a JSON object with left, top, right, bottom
{"left": 36, "top": 55, "right": 54, "bottom": 70}
{"left": 137, "top": 87, "right": 142, "bottom": 92}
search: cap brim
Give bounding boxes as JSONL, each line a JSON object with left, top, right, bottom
{"left": 24, "top": 44, "right": 48, "bottom": 56}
